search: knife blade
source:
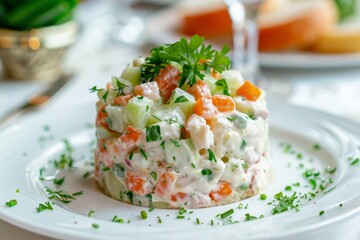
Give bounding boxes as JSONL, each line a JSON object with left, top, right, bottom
{"left": 0, "top": 73, "right": 73, "bottom": 127}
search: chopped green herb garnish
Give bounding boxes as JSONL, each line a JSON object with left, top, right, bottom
{"left": 309, "top": 179, "right": 317, "bottom": 190}
{"left": 191, "top": 163, "right": 196, "bottom": 168}
{"left": 113, "top": 77, "right": 128, "bottom": 96}
{"left": 296, "top": 153, "right": 303, "bottom": 159}
{"left": 88, "top": 209, "right": 95, "bottom": 217}
{"left": 271, "top": 192, "right": 298, "bottom": 215}
{"left": 140, "top": 210, "right": 148, "bottom": 220}
{"left": 89, "top": 86, "right": 101, "bottom": 93}
{"left": 313, "top": 143, "right": 321, "bottom": 150}
{"left": 240, "top": 139, "right": 247, "bottom": 151}
{"left": 45, "top": 187, "right": 80, "bottom": 204}
{"left": 237, "top": 203, "right": 243, "bottom": 209}
{"left": 39, "top": 167, "right": 46, "bottom": 181}
{"left": 169, "top": 138, "right": 180, "bottom": 147}
{"left": 319, "top": 210, "right": 325, "bottom": 216}
{"left": 160, "top": 140, "right": 165, "bottom": 150}
{"left": 339, "top": 203, "right": 343, "bottom": 207}
{"left": 285, "top": 186, "right": 292, "bottom": 191}
{"left": 149, "top": 207, "right": 154, "bottom": 212}
{"left": 201, "top": 169, "right": 212, "bottom": 176}
{"left": 174, "top": 96, "right": 189, "bottom": 103}
{"left": 5, "top": 199, "right": 17, "bottom": 207}
{"left": 92, "top": 223, "right": 99, "bottom": 229}
{"left": 53, "top": 177, "right": 65, "bottom": 186}
{"left": 146, "top": 125, "right": 162, "bottom": 142}
{"left": 102, "top": 167, "right": 110, "bottom": 171}
{"left": 350, "top": 158, "right": 359, "bottom": 166}
{"left": 208, "top": 149, "right": 217, "bottom": 162}
{"left": 244, "top": 213, "right": 258, "bottom": 221}
{"left": 177, "top": 215, "right": 185, "bottom": 219}
{"left": 220, "top": 209, "right": 234, "bottom": 219}
{"left": 141, "top": 35, "right": 230, "bottom": 87}
{"left": 112, "top": 215, "right": 124, "bottom": 223}
{"left": 260, "top": 194, "right": 267, "bottom": 200}
{"left": 196, "top": 217, "right": 201, "bottom": 224}
{"left": 36, "top": 201, "right": 53, "bottom": 213}
{"left": 325, "top": 167, "right": 336, "bottom": 174}
{"left": 16, "top": 189, "right": 20, "bottom": 193}
{"left": 323, "top": 186, "right": 336, "bottom": 194}
{"left": 140, "top": 149, "right": 148, "bottom": 160}
{"left": 150, "top": 172, "right": 157, "bottom": 181}
{"left": 242, "top": 162, "right": 249, "bottom": 169}
{"left": 102, "top": 91, "right": 109, "bottom": 101}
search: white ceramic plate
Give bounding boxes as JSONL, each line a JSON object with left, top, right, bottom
{"left": 145, "top": 7, "right": 360, "bottom": 69}
{"left": 0, "top": 96, "right": 359, "bottom": 240}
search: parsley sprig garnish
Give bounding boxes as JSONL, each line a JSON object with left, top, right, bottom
{"left": 141, "top": 35, "right": 230, "bottom": 87}
{"left": 45, "top": 186, "right": 82, "bottom": 204}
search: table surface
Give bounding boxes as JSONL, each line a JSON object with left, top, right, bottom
{"left": 1, "top": 1, "right": 360, "bottom": 239}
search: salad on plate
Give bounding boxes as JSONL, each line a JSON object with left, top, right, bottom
{"left": 92, "top": 35, "right": 269, "bottom": 208}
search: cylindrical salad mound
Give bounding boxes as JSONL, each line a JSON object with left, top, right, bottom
{"left": 93, "top": 35, "right": 269, "bottom": 209}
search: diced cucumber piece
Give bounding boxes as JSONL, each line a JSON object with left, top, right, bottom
{"left": 147, "top": 105, "right": 185, "bottom": 126}
{"left": 203, "top": 74, "right": 217, "bottom": 90}
{"left": 96, "top": 126, "right": 113, "bottom": 139}
{"left": 211, "top": 79, "right": 230, "bottom": 96}
{"left": 220, "top": 70, "right": 244, "bottom": 96}
{"left": 105, "top": 105, "right": 126, "bottom": 133}
{"left": 111, "top": 76, "right": 134, "bottom": 92}
{"left": 124, "top": 96, "right": 154, "bottom": 129}
{"left": 168, "top": 88, "right": 195, "bottom": 118}
{"left": 121, "top": 66, "right": 141, "bottom": 86}
{"left": 227, "top": 112, "right": 249, "bottom": 129}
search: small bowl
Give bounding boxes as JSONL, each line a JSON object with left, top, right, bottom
{"left": 0, "top": 20, "right": 79, "bottom": 81}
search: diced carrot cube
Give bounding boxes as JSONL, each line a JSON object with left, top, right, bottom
{"left": 209, "top": 182, "right": 232, "bottom": 202}
{"left": 187, "top": 79, "right": 212, "bottom": 100}
{"left": 212, "top": 95, "right": 235, "bottom": 112}
{"left": 236, "top": 80, "right": 261, "bottom": 101}
{"left": 155, "top": 65, "right": 180, "bottom": 101}
{"left": 114, "top": 94, "right": 134, "bottom": 106}
{"left": 194, "top": 97, "right": 217, "bottom": 122}
{"left": 171, "top": 192, "right": 187, "bottom": 202}
{"left": 127, "top": 173, "right": 152, "bottom": 196}
{"left": 154, "top": 171, "right": 177, "bottom": 198}
{"left": 96, "top": 105, "right": 109, "bottom": 128}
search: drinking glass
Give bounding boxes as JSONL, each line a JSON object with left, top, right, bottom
{"left": 224, "top": 0, "right": 265, "bottom": 86}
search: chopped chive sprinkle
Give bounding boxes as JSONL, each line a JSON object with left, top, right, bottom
{"left": 16, "top": 189, "right": 20, "bottom": 193}
{"left": 5, "top": 199, "right": 17, "bottom": 207}
{"left": 150, "top": 172, "right": 157, "bottom": 181}
{"left": 140, "top": 210, "right": 148, "bottom": 220}
{"left": 149, "top": 207, "right": 154, "bottom": 212}
{"left": 160, "top": 140, "right": 165, "bottom": 150}
{"left": 88, "top": 209, "right": 95, "bottom": 217}
{"left": 319, "top": 210, "right": 325, "bottom": 216}
{"left": 201, "top": 169, "right": 212, "bottom": 176}
{"left": 53, "top": 176, "right": 65, "bottom": 185}
{"left": 313, "top": 143, "right": 321, "bottom": 150}
{"left": 140, "top": 149, "right": 148, "bottom": 160}
{"left": 177, "top": 215, "right": 185, "bottom": 219}
{"left": 220, "top": 209, "right": 234, "bottom": 219}
{"left": 350, "top": 158, "right": 359, "bottom": 166}
{"left": 325, "top": 167, "right": 336, "bottom": 174}
{"left": 244, "top": 213, "right": 258, "bottom": 221}
{"left": 36, "top": 201, "right": 53, "bottom": 213}
{"left": 339, "top": 203, "right": 343, "bottom": 207}
{"left": 260, "top": 194, "right": 267, "bottom": 200}
{"left": 92, "top": 223, "right": 99, "bottom": 229}
{"left": 196, "top": 218, "right": 200, "bottom": 224}
{"left": 210, "top": 220, "right": 214, "bottom": 226}
{"left": 129, "top": 152, "right": 134, "bottom": 160}
{"left": 237, "top": 203, "right": 243, "bottom": 209}
{"left": 285, "top": 186, "right": 292, "bottom": 191}
{"left": 112, "top": 215, "right": 124, "bottom": 223}
{"left": 191, "top": 163, "right": 196, "bottom": 168}
{"left": 169, "top": 138, "right": 180, "bottom": 147}
{"left": 208, "top": 149, "right": 217, "bottom": 162}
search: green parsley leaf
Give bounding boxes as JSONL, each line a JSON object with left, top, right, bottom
{"left": 244, "top": 213, "right": 258, "bottom": 221}
{"left": 53, "top": 177, "right": 65, "bottom": 186}
{"left": 140, "top": 35, "right": 230, "bottom": 87}
{"left": 150, "top": 172, "right": 157, "bottom": 181}
{"left": 92, "top": 223, "right": 99, "bottom": 229}
{"left": 146, "top": 125, "right": 162, "bottom": 142}
{"left": 174, "top": 96, "right": 189, "bottom": 103}
{"left": 169, "top": 138, "right": 180, "bottom": 147}
{"left": 271, "top": 192, "right": 298, "bottom": 215}
{"left": 89, "top": 86, "right": 101, "bottom": 93}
